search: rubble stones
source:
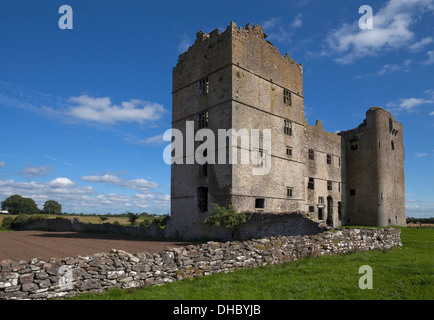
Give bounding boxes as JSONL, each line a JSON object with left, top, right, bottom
{"left": 0, "top": 228, "right": 401, "bottom": 300}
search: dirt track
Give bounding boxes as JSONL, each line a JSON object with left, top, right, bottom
{"left": 0, "top": 231, "right": 191, "bottom": 262}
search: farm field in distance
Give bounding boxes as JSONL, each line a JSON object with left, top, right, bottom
{"left": 0, "top": 213, "right": 166, "bottom": 229}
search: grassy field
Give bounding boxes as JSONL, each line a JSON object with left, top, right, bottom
{"left": 70, "top": 227, "right": 433, "bottom": 300}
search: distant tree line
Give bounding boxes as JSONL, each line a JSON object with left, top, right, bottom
{"left": 1, "top": 195, "right": 62, "bottom": 215}
{"left": 64, "top": 212, "right": 162, "bottom": 218}
{"left": 406, "top": 217, "right": 434, "bottom": 224}
{"left": 1, "top": 194, "right": 164, "bottom": 217}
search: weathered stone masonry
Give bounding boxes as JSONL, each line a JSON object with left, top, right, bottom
{"left": 168, "top": 21, "right": 406, "bottom": 241}
{"left": 0, "top": 228, "right": 401, "bottom": 300}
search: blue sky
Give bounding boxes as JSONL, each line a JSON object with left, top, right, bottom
{"left": 0, "top": 0, "right": 433, "bottom": 217}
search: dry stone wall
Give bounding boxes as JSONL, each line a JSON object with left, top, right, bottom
{"left": 0, "top": 228, "right": 401, "bottom": 300}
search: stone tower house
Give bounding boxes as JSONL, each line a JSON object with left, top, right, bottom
{"left": 165, "top": 22, "right": 405, "bottom": 240}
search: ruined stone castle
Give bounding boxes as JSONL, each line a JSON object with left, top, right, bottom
{"left": 165, "top": 22, "right": 405, "bottom": 240}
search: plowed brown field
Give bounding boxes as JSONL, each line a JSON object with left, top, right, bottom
{"left": 0, "top": 231, "right": 190, "bottom": 262}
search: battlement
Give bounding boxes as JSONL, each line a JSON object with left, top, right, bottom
{"left": 173, "top": 21, "right": 304, "bottom": 98}
{"left": 175, "top": 21, "right": 302, "bottom": 69}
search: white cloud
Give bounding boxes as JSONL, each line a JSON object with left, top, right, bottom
{"left": 405, "top": 198, "right": 434, "bottom": 218}
{"left": 376, "top": 59, "right": 412, "bottom": 76}
{"left": 426, "top": 89, "right": 434, "bottom": 99}
{"left": 387, "top": 91, "right": 434, "bottom": 114}
{"left": 0, "top": 162, "right": 5, "bottom": 168}
{"left": 0, "top": 176, "right": 169, "bottom": 215}
{"left": 409, "top": 37, "right": 433, "bottom": 51}
{"left": 19, "top": 164, "right": 53, "bottom": 178}
{"left": 262, "top": 17, "right": 280, "bottom": 30}
{"left": 262, "top": 15, "right": 303, "bottom": 43}
{"left": 124, "top": 133, "right": 166, "bottom": 146}
{"left": 376, "top": 63, "right": 400, "bottom": 76}
{"left": 81, "top": 173, "right": 159, "bottom": 191}
{"left": 66, "top": 95, "right": 166, "bottom": 124}
{"left": 399, "top": 98, "right": 434, "bottom": 111}
{"left": 47, "top": 177, "right": 75, "bottom": 187}
{"left": 81, "top": 174, "right": 123, "bottom": 185}
{"left": 145, "top": 134, "right": 165, "bottom": 145}
{"left": 424, "top": 50, "right": 434, "bottom": 65}
{"left": 416, "top": 153, "right": 428, "bottom": 157}
{"left": 128, "top": 178, "right": 160, "bottom": 190}
{"left": 178, "top": 35, "right": 193, "bottom": 54}
{"left": 291, "top": 14, "right": 303, "bottom": 28}
{"left": 356, "top": 59, "right": 412, "bottom": 78}
{"left": 430, "top": 111, "right": 434, "bottom": 116}
{"left": 324, "top": 0, "right": 434, "bottom": 64}
{"left": 0, "top": 177, "right": 94, "bottom": 208}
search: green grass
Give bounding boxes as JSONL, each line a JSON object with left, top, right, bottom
{"left": 70, "top": 227, "right": 433, "bottom": 300}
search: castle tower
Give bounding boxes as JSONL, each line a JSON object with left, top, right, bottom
{"left": 167, "top": 22, "right": 313, "bottom": 240}
{"left": 341, "top": 107, "right": 405, "bottom": 226}
{"left": 166, "top": 22, "right": 405, "bottom": 240}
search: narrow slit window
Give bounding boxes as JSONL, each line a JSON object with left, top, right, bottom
{"left": 327, "top": 154, "right": 332, "bottom": 165}
{"left": 199, "top": 77, "right": 209, "bottom": 95}
{"left": 308, "top": 148, "right": 315, "bottom": 160}
{"left": 327, "top": 180, "right": 332, "bottom": 190}
{"left": 254, "top": 148, "right": 265, "bottom": 167}
{"left": 199, "top": 164, "right": 208, "bottom": 177}
{"left": 286, "top": 187, "right": 293, "bottom": 198}
{"left": 350, "top": 138, "right": 358, "bottom": 150}
{"left": 197, "top": 187, "right": 208, "bottom": 212}
{"left": 284, "top": 119, "right": 292, "bottom": 135}
{"left": 318, "top": 208, "right": 324, "bottom": 220}
{"left": 308, "top": 177, "right": 315, "bottom": 190}
{"left": 198, "top": 111, "right": 208, "bottom": 129}
{"left": 283, "top": 89, "right": 292, "bottom": 106}
{"left": 286, "top": 147, "right": 292, "bottom": 157}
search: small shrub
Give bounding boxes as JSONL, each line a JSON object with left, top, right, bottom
{"left": 153, "top": 215, "right": 170, "bottom": 229}
{"left": 203, "top": 203, "right": 246, "bottom": 239}
{"left": 8, "top": 214, "right": 48, "bottom": 229}
{"left": 139, "top": 219, "right": 152, "bottom": 228}
{"left": 1, "top": 216, "right": 14, "bottom": 229}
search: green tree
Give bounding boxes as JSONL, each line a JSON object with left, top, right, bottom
{"left": 127, "top": 212, "right": 139, "bottom": 225}
{"left": 203, "top": 203, "right": 246, "bottom": 239}
{"left": 1, "top": 195, "right": 40, "bottom": 215}
{"left": 42, "top": 200, "right": 62, "bottom": 215}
